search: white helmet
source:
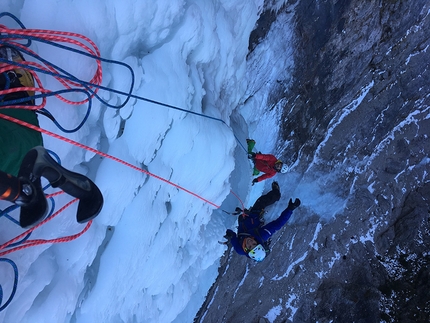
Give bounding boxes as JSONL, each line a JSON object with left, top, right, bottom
{"left": 248, "top": 244, "right": 266, "bottom": 261}
{"left": 280, "top": 164, "right": 289, "bottom": 173}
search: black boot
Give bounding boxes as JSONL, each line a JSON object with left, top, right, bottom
{"left": 16, "top": 177, "right": 48, "bottom": 228}
{"left": 19, "top": 146, "right": 103, "bottom": 223}
{"left": 0, "top": 169, "right": 48, "bottom": 228}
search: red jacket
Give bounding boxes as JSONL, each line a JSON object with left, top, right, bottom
{"left": 253, "top": 153, "right": 279, "bottom": 182}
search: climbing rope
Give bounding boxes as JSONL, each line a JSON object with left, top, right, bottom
{"left": 0, "top": 197, "right": 91, "bottom": 313}
{"left": 0, "top": 195, "right": 90, "bottom": 308}
{"left": 0, "top": 198, "right": 91, "bottom": 257}
{"left": 0, "top": 258, "right": 18, "bottom": 311}
{"left": 0, "top": 12, "right": 247, "bottom": 151}
{"left": 229, "top": 189, "right": 248, "bottom": 218}
{"left": 0, "top": 113, "right": 221, "bottom": 209}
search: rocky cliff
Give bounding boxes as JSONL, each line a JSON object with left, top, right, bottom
{"left": 196, "top": 0, "right": 430, "bottom": 322}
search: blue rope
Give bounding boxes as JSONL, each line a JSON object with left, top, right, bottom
{"left": 0, "top": 258, "right": 18, "bottom": 311}
{"left": 0, "top": 72, "right": 12, "bottom": 101}
{"left": 0, "top": 205, "right": 20, "bottom": 225}
{"left": 0, "top": 11, "right": 248, "bottom": 153}
{"left": 46, "top": 149, "right": 61, "bottom": 164}
{"left": 0, "top": 12, "right": 31, "bottom": 47}
{"left": 0, "top": 194, "right": 56, "bottom": 248}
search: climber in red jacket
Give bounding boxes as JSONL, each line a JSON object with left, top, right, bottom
{"left": 247, "top": 139, "right": 288, "bottom": 185}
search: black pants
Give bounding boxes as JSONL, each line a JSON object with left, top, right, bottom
{"left": 250, "top": 188, "right": 281, "bottom": 213}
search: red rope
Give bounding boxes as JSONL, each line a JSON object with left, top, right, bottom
{"left": 0, "top": 113, "right": 220, "bottom": 208}
{"left": 45, "top": 190, "right": 65, "bottom": 199}
{"left": 229, "top": 189, "right": 247, "bottom": 218}
{"left": 0, "top": 198, "right": 93, "bottom": 257}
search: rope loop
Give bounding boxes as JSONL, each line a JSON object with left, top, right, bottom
{"left": 0, "top": 258, "right": 18, "bottom": 311}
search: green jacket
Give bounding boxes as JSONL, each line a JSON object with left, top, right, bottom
{"left": 0, "top": 108, "right": 43, "bottom": 176}
{"left": 0, "top": 46, "right": 44, "bottom": 176}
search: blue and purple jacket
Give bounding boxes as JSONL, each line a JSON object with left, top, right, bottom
{"left": 230, "top": 207, "right": 293, "bottom": 256}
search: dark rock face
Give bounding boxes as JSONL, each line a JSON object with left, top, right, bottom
{"left": 196, "top": 0, "right": 430, "bottom": 322}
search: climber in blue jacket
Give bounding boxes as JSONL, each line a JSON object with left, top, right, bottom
{"left": 224, "top": 181, "right": 300, "bottom": 261}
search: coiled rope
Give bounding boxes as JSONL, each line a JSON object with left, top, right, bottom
{"left": 0, "top": 12, "right": 247, "bottom": 151}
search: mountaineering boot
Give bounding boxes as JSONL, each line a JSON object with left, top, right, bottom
{"left": 246, "top": 139, "right": 256, "bottom": 153}
{"left": 271, "top": 181, "right": 280, "bottom": 192}
{"left": 19, "top": 146, "right": 104, "bottom": 223}
{"left": 16, "top": 177, "right": 48, "bottom": 228}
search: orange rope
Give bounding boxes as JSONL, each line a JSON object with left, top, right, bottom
{"left": 229, "top": 189, "right": 247, "bottom": 218}
{"left": 0, "top": 113, "right": 220, "bottom": 209}
{"left": 0, "top": 198, "right": 93, "bottom": 257}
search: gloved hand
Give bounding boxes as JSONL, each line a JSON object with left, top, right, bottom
{"left": 287, "top": 198, "right": 301, "bottom": 210}
{"left": 252, "top": 178, "right": 258, "bottom": 186}
{"left": 247, "top": 152, "right": 256, "bottom": 159}
{"left": 223, "top": 229, "right": 236, "bottom": 243}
